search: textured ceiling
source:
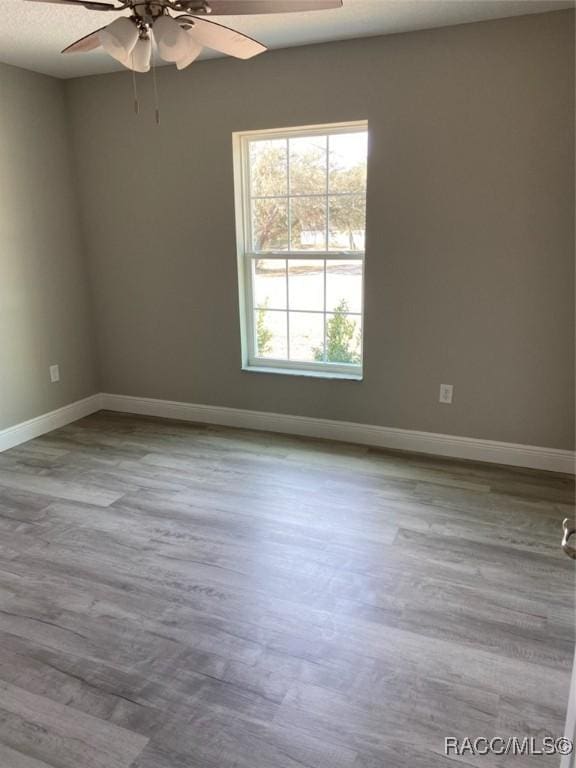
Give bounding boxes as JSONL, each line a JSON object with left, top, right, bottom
{"left": 0, "top": 0, "right": 573, "bottom": 78}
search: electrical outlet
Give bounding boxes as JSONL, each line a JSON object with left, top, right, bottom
{"left": 49, "top": 364, "right": 60, "bottom": 383}
{"left": 439, "top": 384, "right": 453, "bottom": 404}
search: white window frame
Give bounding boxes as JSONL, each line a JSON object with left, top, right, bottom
{"left": 233, "top": 121, "right": 368, "bottom": 380}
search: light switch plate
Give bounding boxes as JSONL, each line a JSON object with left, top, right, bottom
{"left": 49, "top": 364, "right": 60, "bottom": 383}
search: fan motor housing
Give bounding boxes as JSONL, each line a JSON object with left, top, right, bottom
{"left": 131, "top": 0, "right": 211, "bottom": 17}
{"left": 132, "top": 2, "right": 168, "bottom": 19}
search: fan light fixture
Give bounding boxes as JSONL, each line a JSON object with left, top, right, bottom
{"left": 130, "top": 35, "right": 153, "bottom": 71}
{"left": 99, "top": 17, "right": 139, "bottom": 66}
{"left": 21, "top": 0, "right": 342, "bottom": 73}
{"left": 25, "top": 0, "right": 342, "bottom": 120}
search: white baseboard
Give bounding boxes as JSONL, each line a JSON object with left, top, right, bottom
{"left": 101, "top": 393, "right": 575, "bottom": 475}
{"left": 0, "top": 394, "right": 102, "bottom": 453}
{"left": 2, "top": 393, "right": 572, "bottom": 474}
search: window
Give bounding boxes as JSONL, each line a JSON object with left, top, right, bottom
{"left": 233, "top": 122, "right": 368, "bottom": 379}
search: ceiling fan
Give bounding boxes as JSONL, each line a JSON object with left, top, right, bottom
{"left": 24, "top": 0, "right": 343, "bottom": 72}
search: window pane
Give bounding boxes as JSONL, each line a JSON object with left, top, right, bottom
{"left": 328, "top": 132, "right": 368, "bottom": 194}
{"left": 326, "top": 260, "right": 362, "bottom": 314}
{"left": 252, "top": 198, "right": 288, "bottom": 252}
{"left": 250, "top": 139, "right": 287, "bottom": 197}
{"left": 253, "top": 259, "right": 286, "bottom": 310}
{"left": 289, "top": 135, "right": 327, "bottom": 196}
{"left": 324, "top": 312, "right": 362, "bottom": 364}
{"left": 240, "top": 125, "right": 367, "bottom": 374}
{"left": 328, "top": 195, "right": 365, "bottom": 252}
{"left": 288, "top": 259, "right": 324, "bottom": 312}
{"left": 290, "top": 197, "right": 327, "bottom": 251}
{"left": 289, "top": 312, "right": 324, "bottom": 362}
{"left": 254, "top": 310, "right": 287, "bottom": 359}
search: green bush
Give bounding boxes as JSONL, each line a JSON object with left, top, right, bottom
{"left": 256, "top": 300, "right": 273, "bottom": 356}
{"left": 314, "top": 299, "right": 360, "bottom": 364}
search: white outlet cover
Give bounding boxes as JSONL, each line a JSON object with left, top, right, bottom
{"left": 439, "top": 384, "right": 453, "bottom": 404}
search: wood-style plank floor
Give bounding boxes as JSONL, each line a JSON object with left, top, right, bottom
{"left": 0, "top": 411, "right": 573, "bottom": 768}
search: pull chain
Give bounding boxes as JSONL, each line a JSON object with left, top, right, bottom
{"left": 151, "top": 40, "right": 161, "bottom": 125}
{"left": 129, "top": 35, "right": 160, "bottom": 124}
{"left": 131, "top": 53, "right": 139, "bottom": 115}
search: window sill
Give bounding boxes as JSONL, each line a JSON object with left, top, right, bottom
{"left": 242, "top": 365, "right": 363, "bottom": 381}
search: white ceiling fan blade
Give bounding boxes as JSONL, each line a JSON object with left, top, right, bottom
{"left": 191, "top": 0, "right": 342, "bottom": 14}
{"left": 185, "top": 17, "right": 266, "bottom": 59}
{"left": 176, "top": 36, "right": 203, "bottom": 70}
{"left": 153, "top": 16, "right": 191, "bottom": 63}
{"left": 99, "top": 17, "right": 139, "bottom": 65}
{"left": 127, "top": 36, "right": 152, "bottom": 72}
{"left": 62, "top": 27, "right": 105, "bottom": 53}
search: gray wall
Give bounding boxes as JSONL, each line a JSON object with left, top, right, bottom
{"left": 65, "top": 9, "right": 575, "bottom": 450}
{"left": 0, "top": 63, "right": 97, "bottom": 430}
